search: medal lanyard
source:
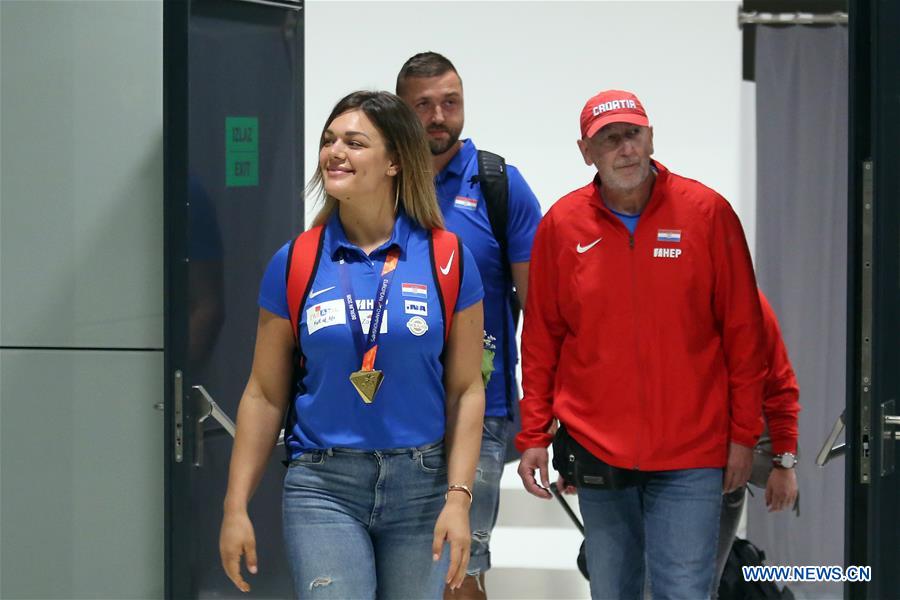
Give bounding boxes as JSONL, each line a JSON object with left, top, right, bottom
{"left": 338, "top": 247, "right": 400, "bottom": 372}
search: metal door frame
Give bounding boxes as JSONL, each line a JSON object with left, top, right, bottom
{"left": 846, "top": 0, "right": 900, "bottom": 597}
{"left": 163, "top": 0, "right": 190, "bottom": 596}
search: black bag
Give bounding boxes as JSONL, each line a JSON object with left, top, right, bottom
{"left": 718, "top": 538, "right": 795, "bottom": 600}
{"left": 552, "top": 425, "right": 649, "bottom": 489}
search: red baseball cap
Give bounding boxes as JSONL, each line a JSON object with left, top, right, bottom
{"left": 580, "top": 90, "right": 649, "bottom": 139}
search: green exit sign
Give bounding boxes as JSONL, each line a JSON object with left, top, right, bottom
{"left": 225, "top": 117, "right": 258, "bottom": 187}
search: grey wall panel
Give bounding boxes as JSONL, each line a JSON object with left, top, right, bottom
{"left": 0, "top": 1, "right": 163, "bottom": 349}
{"left": 0, "top": 349, "right": 163, "bottom": 598}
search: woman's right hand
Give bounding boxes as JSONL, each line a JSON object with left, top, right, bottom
{"left": 218, "top": 311, "right": 294, "bottom": 592}
{"left": 219, "top": 509, "right": 258, "bottom": 592}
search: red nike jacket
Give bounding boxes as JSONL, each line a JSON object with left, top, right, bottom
{"left": 515, "top": 162, "right": 766, "bottom": 470}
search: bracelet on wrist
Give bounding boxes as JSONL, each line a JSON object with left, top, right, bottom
{"left": 445, "top": 484, "right": 473, "bottom": 504}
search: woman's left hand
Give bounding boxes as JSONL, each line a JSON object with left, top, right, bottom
{"left": 431, "top": 494, "right": 471, "bottom": 590}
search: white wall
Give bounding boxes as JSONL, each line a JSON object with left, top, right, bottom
{"left": 306, "top": 2, "right": 750, "bottom": 596}
{"left": 305, "top": 0, "right": 749, "bottom": 226}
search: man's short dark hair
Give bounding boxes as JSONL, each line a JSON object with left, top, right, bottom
{"left": 396, "top": 52, "right": 460, "bottom": 96}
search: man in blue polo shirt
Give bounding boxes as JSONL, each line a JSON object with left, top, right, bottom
{"left": 397, "top": 52, "right": 542, "bottom": 599}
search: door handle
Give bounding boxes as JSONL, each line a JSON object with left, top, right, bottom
{"left": 881, "top": 400, "right": 899, "bottom": 477}
{"left": 192, "top": 385, "right": 235, "bottom": 468}
{"left": 816, "top": 410, "right": 847, "bottom": 467}
{"left": 191, "top": 385, "right": 284, "bottom": 468}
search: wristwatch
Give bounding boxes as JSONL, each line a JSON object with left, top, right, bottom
{"left": 772, "top": 452, "right": 798, "bottom": 469}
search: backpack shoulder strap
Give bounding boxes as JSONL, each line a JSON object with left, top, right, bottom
{"left": 477, "top": 150, "right": 521, "bottom": 425}
{"left": 476, "top": 150, "right": 509, "bottom": 258}
{"left": 429, "top": 228, "right": 463, "bottom": 343}
{"left": 285, "top": 225, "right": 326, "bottom": 342}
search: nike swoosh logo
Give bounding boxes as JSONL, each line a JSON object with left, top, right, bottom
{"left": 439, "top": 250, "right": 455, "bottom": 276}
{"left": 576, "top": 238, "right": 602, "bottom": 253}
{"left": 308, "top": 286, "right": 336, "bottom": 299}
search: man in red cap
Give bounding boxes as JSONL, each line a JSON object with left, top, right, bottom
{"left": 515, "top": 90, "right": 767, "bottom": 598}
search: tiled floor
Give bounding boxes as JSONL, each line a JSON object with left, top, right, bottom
{"left": 484, "top": 462, "right": 591, "bottom": 599}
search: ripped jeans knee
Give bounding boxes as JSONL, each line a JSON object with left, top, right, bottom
{"left": 466, "top": 417, "right": 509, "bottom": 575}
{"left": 308, "top": 577, "right": 333, "bottom": 591}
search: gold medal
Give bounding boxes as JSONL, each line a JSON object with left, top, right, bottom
{"left": 349, "top": 369, "right": 384, "bottom": 404}
{"left": 343, "top": 248, "right": 398, "bottom": 405}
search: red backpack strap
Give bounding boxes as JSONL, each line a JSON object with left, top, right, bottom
{"left": 429, "top": 228, "right": 463, "bottom": 343}
{"left": 285, "top": 225, "right": 326, "bottom": 342}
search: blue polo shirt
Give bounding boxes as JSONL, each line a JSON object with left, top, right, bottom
{"left": 435, "top": 139, "right": 542, "bottom": 417}
{"left": 258, "top": 211, "right": 483, "bottom": 456}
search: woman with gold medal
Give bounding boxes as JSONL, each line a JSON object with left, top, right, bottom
{"left": 219, "top": 90, "right": 486, "bottom": 599}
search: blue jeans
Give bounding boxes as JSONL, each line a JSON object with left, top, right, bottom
{"left": 466, "top": 417, "right": 509, "bottom": 575}
{"left": 578, "top": 468, "right": 723, "bottom": 600}
{"left": 282, "top": 442, "right": 450, "bottom": 599}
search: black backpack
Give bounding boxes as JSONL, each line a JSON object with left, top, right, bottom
{"left": 718, "top": 538, "right": 795, "bottom": 600}
{"left": 471, "top": 150, "right": 522, "bottom": 462}
{"left": 474, "top": 150, "right": 520, "bottom": 327}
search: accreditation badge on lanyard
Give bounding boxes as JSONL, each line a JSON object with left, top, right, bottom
{"left": 339, "top": 247, "right": 400, "bottom": 404}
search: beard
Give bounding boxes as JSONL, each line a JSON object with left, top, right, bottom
{"left": 426, "top": 125, "right": 462, "bottom": 156}
{"left": 601, "top": 161, "right": 651, "bottom": 193}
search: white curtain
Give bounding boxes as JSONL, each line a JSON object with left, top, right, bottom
{"left": 751, "top": 24, "right": 849, "bottom": 599}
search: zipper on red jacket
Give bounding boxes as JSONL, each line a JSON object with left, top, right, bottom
{"left": 595, "top": 171, "right": 661, "bottom": 470}
{"left": 629, "top": 232, "right": 644, "bottom": 470}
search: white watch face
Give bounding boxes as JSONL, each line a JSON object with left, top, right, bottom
{"left": 776, "top": 453, "right": 797, "bottom": 468}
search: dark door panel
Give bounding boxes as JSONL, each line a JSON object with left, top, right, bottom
{"left": 166, "top": 1, "right": 303, "bottom": 597}
{"left": 847, "top": 0, "right": 900, "bottom": 596}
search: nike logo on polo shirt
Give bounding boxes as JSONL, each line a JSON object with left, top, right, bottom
{"left": 440, "top": 250, "right": 455, "bottom": 276}
{"left": 576, "top": 238, "right": 602, "bottom": 253}
{"left": 309, "top": 286, "right": 336, "bottom": 299}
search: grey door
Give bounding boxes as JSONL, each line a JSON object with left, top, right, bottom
{"left": 165, "top": 1, "right": 304, "bottom": 596}
{"left": 846, "top": 0, "right": 900, "bottom": 596}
